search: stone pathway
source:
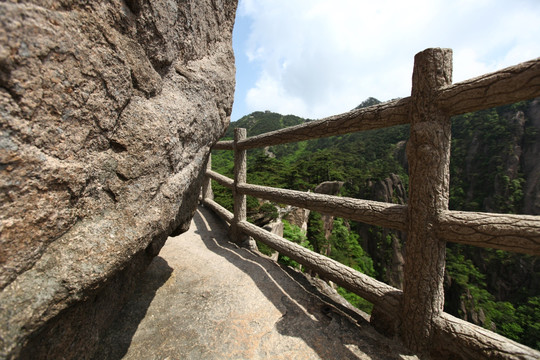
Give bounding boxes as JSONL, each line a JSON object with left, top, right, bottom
{"left": 95, "top": 205, "right": 417, "bottom": 359}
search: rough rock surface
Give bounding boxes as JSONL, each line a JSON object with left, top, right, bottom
{"left": 0, "top": 0, "right": 236, "bottom": 358}
{"left": 284, "top": 205, "right": 310, "bottom": 232}
{"left": 370, "top": 174, "right": 408, "bottom": 205}
{"left": 95, "top": 205, "right": 418, "bottom": 360}
{"left": 263, "top": 220, "right": 284, "bottom": 238}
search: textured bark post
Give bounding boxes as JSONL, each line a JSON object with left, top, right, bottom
{"left": 231, "top": 128, "right": 251, "bottom": 246}
{"left": 201, "top": 154, "right": 213, "bottom": 201}
{"left": 402, "top": 48, "right": 453, "bottom": 355}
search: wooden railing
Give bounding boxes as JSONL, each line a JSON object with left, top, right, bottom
{"left": 201, "top": 48, "right": 540, "bottom": 359}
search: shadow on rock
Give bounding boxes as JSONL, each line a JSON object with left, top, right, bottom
{"left": 92, "top": 256, "right": 173, "bottom": 360}
{"left": 194, "top": 205, "right": 407, "bottom": 360}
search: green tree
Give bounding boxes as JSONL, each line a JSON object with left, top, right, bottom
{"left": 306, "top": 211, "right": 327, "bottom": 255}
{"left": 328, "top": 218, "right": 375, "bottom": 277}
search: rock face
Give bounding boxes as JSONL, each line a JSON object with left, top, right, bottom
{"left": 370, "top": 174, "right": 407, "bottom": 205}
{"left": 263, "top": 220, "right": 284, "bottom": 238}
{"left": 443, "top": 98, "right": 540, "bottom": 330}
{"left": 522, "top": 98, "right": 540, "bottom": 215}
{"left": 283, "top": 205, "right": 310, "bottom": 232}
{"left": 0, "top": 0, "right": 237, "bottom": 358}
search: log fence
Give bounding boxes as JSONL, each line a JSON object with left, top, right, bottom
{"left": 201, "top": 48, "right": 540, "bottom": 359}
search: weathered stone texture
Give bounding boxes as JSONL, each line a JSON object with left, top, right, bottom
{"left": 0, "top": 0, "right": 237, "bottom": 358}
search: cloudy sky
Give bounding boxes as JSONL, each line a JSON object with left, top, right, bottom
{"left": 230, "top": 0, "right": 540, "bottom": 122}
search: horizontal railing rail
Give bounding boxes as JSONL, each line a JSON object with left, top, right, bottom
{"left": 437, "top": 210, "right": 540, "bottom": 255}
{"left": 437, "top": 57, "right": 540, "bottom": 115}
{"left": 201, "top": 48, "right": 540, "bottom": 359}
{"left": 238, "top": 183, "right": 408, "bottom": 231}
{"left": 208, "top": 166, "right": 540, "bottom": 255}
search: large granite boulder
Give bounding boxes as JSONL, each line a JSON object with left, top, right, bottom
{"left": 0, "top": 0, "right": 237, "bottom": 358}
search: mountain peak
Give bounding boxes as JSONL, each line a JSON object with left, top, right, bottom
{"left": 354, "top": 97, "right": 381, "bottom": 110}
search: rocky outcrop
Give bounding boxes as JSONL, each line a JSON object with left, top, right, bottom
{"left": 370, "top": 173, "right": 407, "bottom": 204}
{"left": 283, "top": 205, "right": 310, "bottom": 232}
{"left": 0, "top": 0, "right": 237, "bottom": 358}
{"left": 263, "top": 220, "right": 283, "bottom": 261}
{"left": 358, "top": 174, "right": 406, "bottom": 289}
{"left": 314, "top": 180, "right": 345, "bottom": 196}
{"left": 263, "top": 220, "right": 284, "bottom": 238}
{"left": 255, "top": 183, "right": 346, "bottom": 247}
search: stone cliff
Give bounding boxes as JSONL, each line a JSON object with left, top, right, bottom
{"left": 443, "top": 98, "right": 540, "bottom": 332}
{"left": 0, "top": 0, "right": 237, "bottom": 358}
{"left": 357, "top": 174, "right": 407, "bottom": 289}
{"left": 521, "top": 98, "right": 540, "bottom": 215}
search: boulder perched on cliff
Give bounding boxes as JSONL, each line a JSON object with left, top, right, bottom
{"left": 313, "top": 181, "right": 345, "bottom": 196}
{"left": 0, "top": 0, "right": 237, "bottom": 358}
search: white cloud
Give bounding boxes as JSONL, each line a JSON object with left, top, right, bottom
{"left": 246, "top": 72, "right": 308, "bottom": 116}
{"left": 237, "top": 0, "right": 540, "bottom": 120}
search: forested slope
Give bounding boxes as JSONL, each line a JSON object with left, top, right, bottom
{"left": 211, "top": 97, "right": 540, "bottom": 349}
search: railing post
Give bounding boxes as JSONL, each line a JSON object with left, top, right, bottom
{"left": 201, "top": 153, "right": 213, "bottom": 201}
{"left": 402, "top": 48, "right": 453, "bottom": 355}
{"left": 231, "top": 128, "right": 254, "bottom": 248}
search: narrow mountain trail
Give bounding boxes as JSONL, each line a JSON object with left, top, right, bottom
{"left": 95, "top": 205, "right": 417, "bottom": 360}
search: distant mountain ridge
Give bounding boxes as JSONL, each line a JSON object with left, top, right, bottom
{"left": 225, "top": 111, "right": 306, "bottom": 138}
{"left": 354, "top": 97, "right": 382, "bottom": 109}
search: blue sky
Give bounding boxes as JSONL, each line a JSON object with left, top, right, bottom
{"left": 230, "top": 0, "right": 540, "bottom": 122}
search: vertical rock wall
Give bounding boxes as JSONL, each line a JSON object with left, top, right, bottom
{"left": 0, "top": 0, "right": 237, "bottom": 358}
{"left": 522, "top": 98, "right": 540, "bottom": 215}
